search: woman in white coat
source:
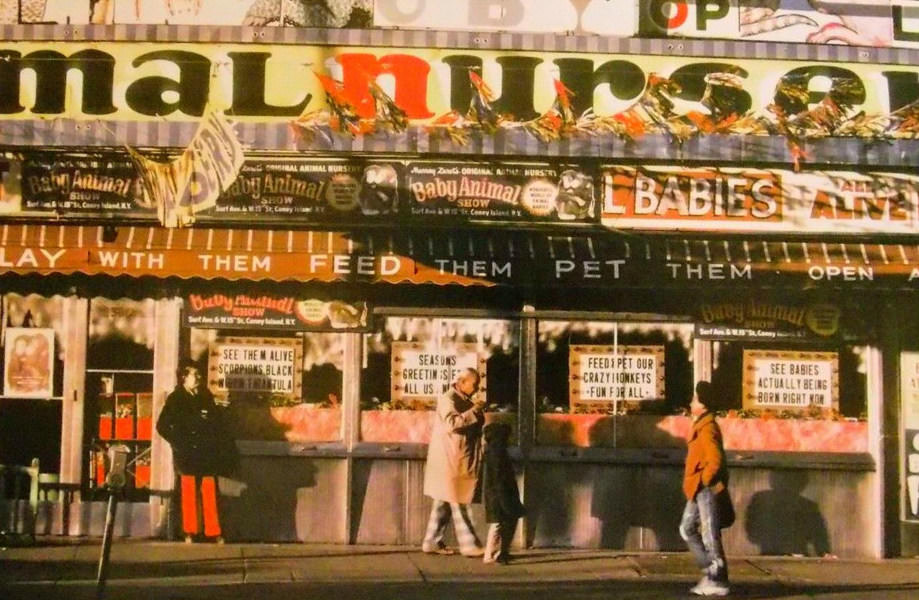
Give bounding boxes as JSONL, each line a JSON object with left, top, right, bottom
{"left": 421, "top": 368, "right": 485, "bottom": 557}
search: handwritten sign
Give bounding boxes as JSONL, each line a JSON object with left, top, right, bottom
{"left": 207, "top": 337, "right": 302, "bottom": 402}
{"left": 742, "top": 350, "right": 838, "bottom": 411}
{"left": 569, "top": 345, "right": 665, "bottom": 410}
{"left": 390, "top": 342, "right": 486, "bottom": 409}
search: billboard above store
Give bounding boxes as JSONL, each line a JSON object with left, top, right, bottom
{"left": 184, "top": 294, "right": 370, "bottom": 331}
{"left": 603, "top": 165, "right": 919, "bottom": 235}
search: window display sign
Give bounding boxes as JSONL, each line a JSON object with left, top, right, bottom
{"left": 3, "top": 327, "right": 54, "bottom": 398}
{"left": 604, "top": 166, "right": 919, "bottom": 235}
{"left": 742, "top": 350, "right": 838, "bottom": 412}
{"left": 695, "top": 299, "right": 841, "bottom": 341}
{"left": 569, "top": 345, "right": 665, "bottom": 411}
{"left": 406, "top": 162, "right": 596, "bottom": 223}
{"left": 207, "top": 337, "right": 302, "bottom": 402}
{"left": 185, "top": 294, "right": 370, "bottom": 331}
{"left": 390, "top": 342, "right": 487, "bottom": 409}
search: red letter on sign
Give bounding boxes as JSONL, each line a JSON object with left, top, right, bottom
{"left": 337, "top": 53, "right": 433, "bottom": 119}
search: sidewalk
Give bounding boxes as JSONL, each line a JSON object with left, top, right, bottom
{"left": 2, "top": 537, "right": 918, "bottom": 600}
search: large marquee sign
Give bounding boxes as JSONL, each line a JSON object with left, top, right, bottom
{"left": 2, "top": 42, "right": 919, "bottom": 150}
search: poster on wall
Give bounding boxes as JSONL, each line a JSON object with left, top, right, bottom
{"left": 19, "top": 155, "right": 400, "bottom": 221}
{"left": 20, "top": 154, "right": 148, "bottom": 215}
{"left": 185, "top": 294, "right": 370, "bottom": 331}
{"left": 373, "top": 0, "right": 634, "bottom": 36}
{"left": 742, "top": 350, "right": 838, "bottom": 412}
{"left": 216, "top": 160, "right": 400, "bottom": 219}
{"left": 694, "top": 299, "right": 841, "bottom": 341}
{"left": 900, "top": 353, "right": 919, "bottom": 520}
{"left": 406, "top": 161, "right": 596, "bottom": 223}
{"left": 569, "top": 345, "right": 665, "bottom": 411}
{"left": 390, "top": 342, "right": 487, "bottom": 409}
{"left": 603, "top": 166, "right": 919, "bottom": 235}
{"left": 639, "top": 0, "right": 895, "bottom": 47}
{"left": 207, "top": 337, "right": 302, "bottom": 402}
{"left": 3, "top": 327, "right": 54, "bottom": 398}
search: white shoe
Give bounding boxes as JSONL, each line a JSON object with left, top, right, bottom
{"left": 691, "top": 577, "right": 730, "bottom": 596}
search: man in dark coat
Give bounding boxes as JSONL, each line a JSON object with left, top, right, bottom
{"left": 482, "top": 422, "right": 524, "bottom": 564}
{"left": 156, "top": 365, "right": 237, "bottom": 543}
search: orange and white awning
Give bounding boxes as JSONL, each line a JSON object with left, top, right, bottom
{"left": 2, "top": 224, "right": 919, "bottom": 288}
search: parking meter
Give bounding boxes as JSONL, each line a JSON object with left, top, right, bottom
{"left": 105, "top": 445, "right": 130, "bottom": 489}
{"left": 97, "top": 444, "right": 129, "bottom": 599}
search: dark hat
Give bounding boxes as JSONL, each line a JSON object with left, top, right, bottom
{"left": 695, "top": 380, "right": 715, "bottom": 410}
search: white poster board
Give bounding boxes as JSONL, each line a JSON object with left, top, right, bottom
{"left": 3, "top": 327, "right": 54, "bottom": 398}
{"left": 569, "top": 345, "right": 665, "bottom": 410}
{"left": 391, "top": 342, "right": 486, "bottom": 408}
{"left": 742, "top": 350, "right": 838, "bottom": 411}
{"left": 208, "top": 336, "right": 302, "bottom": 401}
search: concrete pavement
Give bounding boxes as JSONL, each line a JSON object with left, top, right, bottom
{"left": 1, "top": 538, "right": 918, "bottom": 599}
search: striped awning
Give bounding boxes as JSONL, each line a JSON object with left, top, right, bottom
{"left": 0, "top": 224, "right": 916, "bottom": 288}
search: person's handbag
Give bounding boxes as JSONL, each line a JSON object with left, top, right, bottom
{"left": 716, "top": 488, "right": 736, "bottom": 529}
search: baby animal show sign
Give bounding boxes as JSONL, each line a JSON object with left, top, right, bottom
{"left": 742, "top": 350, "right": 838, "bottom": 411}
{"left": 208, "top": 337, "right": 303, "bottom": 402}
{"left": 390, "top": 342, "right": 486, "bottom": 409}
{"left": 569, "top": 345, "right": 665, "bottom": 411}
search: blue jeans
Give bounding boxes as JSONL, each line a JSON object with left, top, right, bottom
{"left": 679, "top": 487, "right": 728, "bottom": 583}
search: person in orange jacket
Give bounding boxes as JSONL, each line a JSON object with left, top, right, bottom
{"left": 679, "top": 380, "right": 731, "bottom": 596}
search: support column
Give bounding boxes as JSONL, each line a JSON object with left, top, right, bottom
{"left": 59, "top": 296, "right": 88, "bottom": 486}
{"left": 149, "top": 298, "right": 181, "bottom": 536}
{"left": 519, "top": 308, "right": 537, "bottom": 548}
{"left": 879, "top": 295, "right": 903, "bottom": 557}
{"left": 343, "top": 332, "right": 362, "bottom": 543}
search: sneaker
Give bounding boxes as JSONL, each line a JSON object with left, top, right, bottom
{"left": 421, "top": 542, "right": 455, "bottom": 555}
{"left": 691, "top": 577, "right": 730, "bottom": 596}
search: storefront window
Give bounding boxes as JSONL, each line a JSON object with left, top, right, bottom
{"left": 85, "top": 298, "right": 156, "bottom": 499}
{"left": 360, "top": 317, "right": 519, "bottom": 443}
{"left": 536, "top": 319, "right": 694, "bottom": 448}
{"left": 0, "top": 294, "right": 65, "bottom": 473}
{"left": 708, "top": 341, "right": 869, "bottom": 453}
{"left": 189, "top": 328, "right": 344, "bottom": 443}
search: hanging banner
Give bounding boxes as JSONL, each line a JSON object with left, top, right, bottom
{"left": 3, "top": 327, "right": 54, "bottom": 398}
{"left": 694, "top": 299, "right": 841, "bottom": 341}
{"left": 390, "top": 342, "right": 487, "bottom": 409}
{"left": 207, "top": 336, "right": 302, "bottom": 402}
{"left": 569, "top": 345, "right": 665, "bottom": 412}
{"left": 128, "top": 111, "right": 244, "bottom": 227}
{"left": 184, "top": 293, "right": 370, "bottom": 331}
{"left": 604, "top": 166, "right": 919, "bottom": 235}
{"left": 742, "top": 350, "right": 838, "bottom": 412}
{"left": 406, "top": 161, "right": 596, "bottom": 222}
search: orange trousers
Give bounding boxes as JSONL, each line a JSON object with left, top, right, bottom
{"left": 179, "top": 475, "right": 221, "bottom": 538}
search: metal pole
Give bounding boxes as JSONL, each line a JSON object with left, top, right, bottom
{"left": 95, "top": 489, "right": 119, "bottom": 599}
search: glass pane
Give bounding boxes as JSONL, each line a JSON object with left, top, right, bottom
{"left": 536, "top": 320, "right": 694, "bottom": 448}
{"left": 710, "top": 341, "right": 868, "bottom": 453}
{"left": 190, "top": 328, "right": 344, "bottom": 443}
{"left": 360, "top": 317, "right": 519, "bottom": 443}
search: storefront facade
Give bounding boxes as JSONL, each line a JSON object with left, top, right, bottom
{"left": 1, "top": 14, "right": 919, "bottom": 558}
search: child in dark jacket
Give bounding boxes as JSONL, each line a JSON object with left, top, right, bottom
{"left": 482, "top": 422, "right": 525, "bottom": 564}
